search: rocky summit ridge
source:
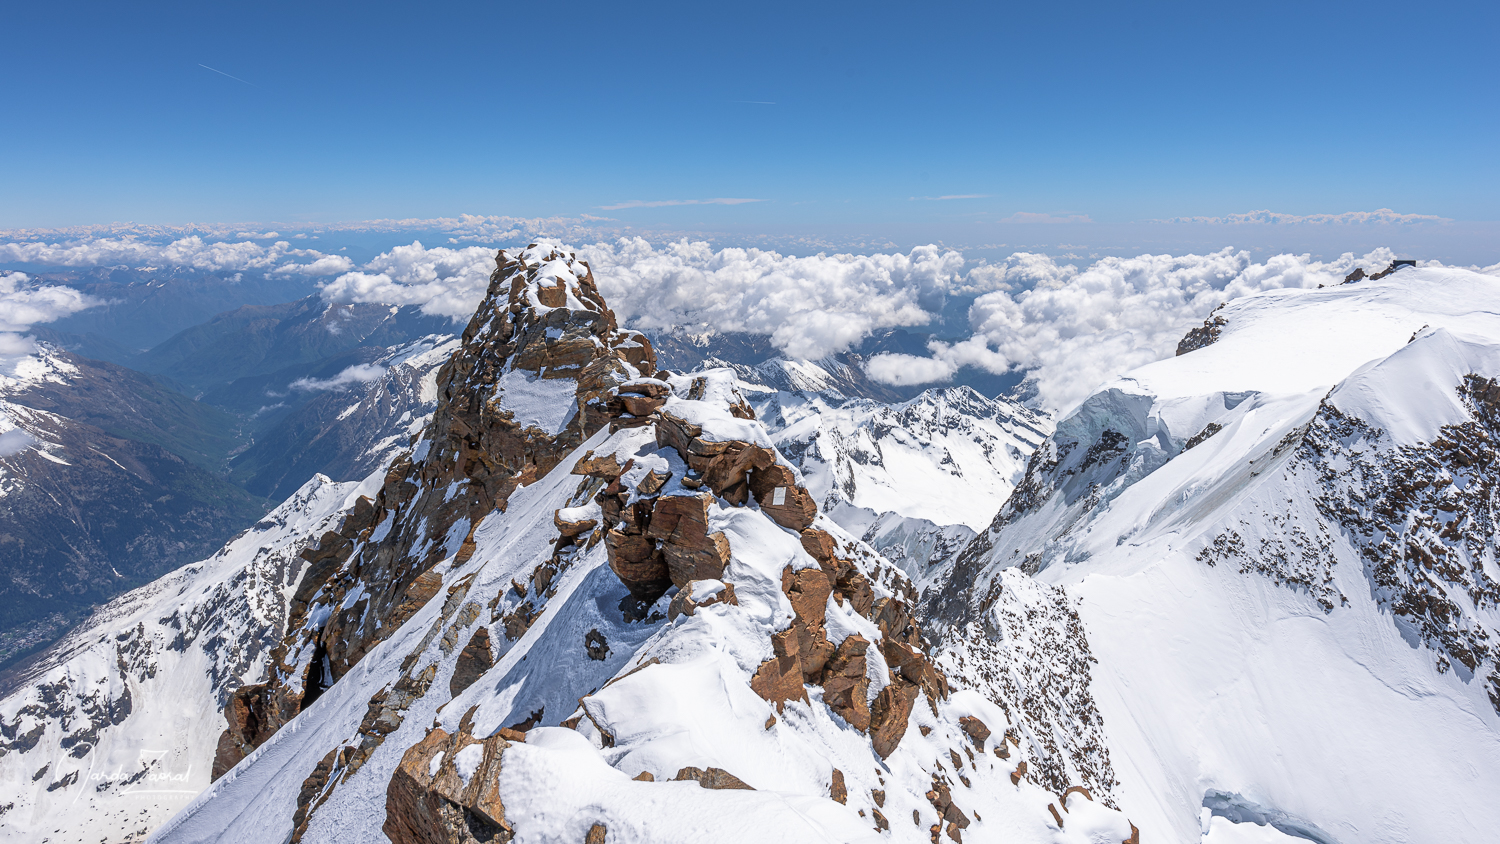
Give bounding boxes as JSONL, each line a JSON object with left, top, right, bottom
{"left": 124, "top": 243, "right": 1135, "bottom": 844}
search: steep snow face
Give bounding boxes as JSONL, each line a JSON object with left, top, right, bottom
{"left": 0, "top": 474, "right": 365, "bottom": 844}
{"left": 928, "top": 267, "right": 1500, "bottom": 844}
{"left": 752, "top": 384, "right": 1050, "bottom": 581}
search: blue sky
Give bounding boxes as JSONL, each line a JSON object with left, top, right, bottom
{"left": 4, "top": 0, "right": 1497, "bottom": 255}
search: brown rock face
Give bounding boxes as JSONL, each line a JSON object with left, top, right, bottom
{"left": 829, "top": 768, "right": 848, "bottom": 804}
{"left": 646, "top": 493, "right": 731, "bottom": 587}
{"left": 605, "top": 529, "right": 671, "bottom": 600}
{"left": 744, "top": 489, "right": 943, "bottom": 759}
{"left": 554, "top": 509, "right": 598, "bottom": 538}
{"left": 211, "top": 681, "right": 272, "bottom": 781}
{"left": 821, "top": 635, "right": 872, "bottom": 731}
{"left": 215, "top": 245, "right": 656, "bottom": 830}
{"left": 749, "top": 631, "right": 809, "bottom": 710}
{"left": 958, "top": 716, "right": 991, "bottom": 748}
{"left": 449, "top": 627, "right": 494, "bottom": 698}
{"left": 667, "top": 581, "right": 738, "bottom": 620}
{"left": 924, "top": 776, "right": 970, "bottom": 833}
{"left": 870, "top": 680, "right": 921, "bottom": 759}
{"left": 385, "top": 725, "right": 512, "bottom": 844}
{"left": 672, "top": 766, "right": 755, "bottom": 790}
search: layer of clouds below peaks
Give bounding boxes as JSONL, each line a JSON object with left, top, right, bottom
{"left": 8, "top": 230, "right": 1500, "bottom": 416}
{"left": 864, "top": 248, "right": 1407, "bottom": 411}
{"left": 0, "top": 237, "right": 355, "bottom": 276}
{"left": 321, "top": 239, "right": 1477, "bottom": 413}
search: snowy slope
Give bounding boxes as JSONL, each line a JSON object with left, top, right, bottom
{"left": 926, "top": 266, "right": 1500, "bottom": 843}
{"left": 751, "top": 384, "right": 1050, "bottom": 582}
{"left": 0, "top": 473, "right": 367, "bottom": 843}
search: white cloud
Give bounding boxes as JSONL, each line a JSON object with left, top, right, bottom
{"left": 0, "top": 271, "right": 103, "bottom": 373}
{"left": 319, "top": 242, "right": 499, "bottom": 321}
{"left": 581, "top": 238, "right": 966, "bottom": 361}
{"left": 866, "top": 248, "right": 1397, "bottom": 412}
{"left": 0, "top": 236, "right": 352, "bottom": 275}
{"left": 597, "top": 198, "right": 763, "bottom": 211}
{"left": 864, "top": 352, "right": 959, "bottom": 386}
{"left": 1159, "top": 208, "right": 1450, "bottom": 225}
{"left": 317, "top": 238, "right": 974, "bottom": 361}
{"left": 289, "top": 363, "right": 387, "bottom": 392}
{"left": 0, "top": 271, "right": 101, "bottom": 333}
{"left": 273, "top": 254, "right": 355, "bottom": 275}
{"left": 0, "top": 429, "right": 35, "bottom": 457}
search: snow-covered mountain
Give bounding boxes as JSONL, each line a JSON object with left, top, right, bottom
{"left": 8, "top": 247, "right": 1494, "bottom": 844}
{"left": 711, "top": 355, "right": 909, "bottom": 402}
{"left": 925, "top": 265, "right": 1500, "bottom": 843}
{"left": 0, "top": 347, "right": 266, "bottom": 671}
{"left": 749, "top": 383, "right": 1050, "bottom": 584}
{"left": 121, "top": 243, "right": 1131, "bottom": 844}
{"left": 0, "top": 473, "right": 364, "bottom": 843}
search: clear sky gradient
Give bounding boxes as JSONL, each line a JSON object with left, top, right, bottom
{"left": 4, "top": 0, "right": 1497, "bottom": 243}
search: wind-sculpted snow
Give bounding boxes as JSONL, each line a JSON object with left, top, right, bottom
{"left": 0, "top": 474, "right": 365, "bottom": 844}
{"left": 926, "top": 266, "right": 1500, "bottom": 843}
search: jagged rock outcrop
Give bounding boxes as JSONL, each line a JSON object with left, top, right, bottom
{"left": 210, "top": 244, "right": 654, "bottom": 789}
{"left": 1344, "top": 258, "right": 1416, "bottom": 284}
{"left": 578, "top": 369, "right": 947, "bottom": 760}
{"left": 385, "top": 715, "right": 513, "bottom": 844}
{"left": 1175, "top": 307, "right": 1227, "bottom": 355}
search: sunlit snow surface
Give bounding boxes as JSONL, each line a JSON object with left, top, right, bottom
{"left": 938, "top": 267, "right": 1500, "bottom": 843}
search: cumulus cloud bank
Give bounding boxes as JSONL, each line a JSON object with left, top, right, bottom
{"left": 289, "top": 363, "right": 388, "bottom": 392}
{"left": 7, "top": 224, "right": 1476, "bottom": 416}
{"left": 581, "top": 239, "right": 968, "bottom": 360}
{"left": 0, "top": 236, "right": 354, "bottom": 275}
{"left": 866, "top": 248, "right": 1402, "bottom": 412}
{"left": 319, "top": 238, "right": 973, "bottom": 361}
{"left": 319, "top": 243, "right": 500, "bottom": 320}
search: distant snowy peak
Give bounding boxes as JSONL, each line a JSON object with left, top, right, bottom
{"left": 743, "top": 381, "right": 1049, "bottom": 585}
{"left": 230, "top": 334, "right": 459, "bottom": 500}
{"left": 757, "top": 384, "right": 1050, "bottom": 530}
{"left": 709, "top": 354, "right": 906, "bottom": 401}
